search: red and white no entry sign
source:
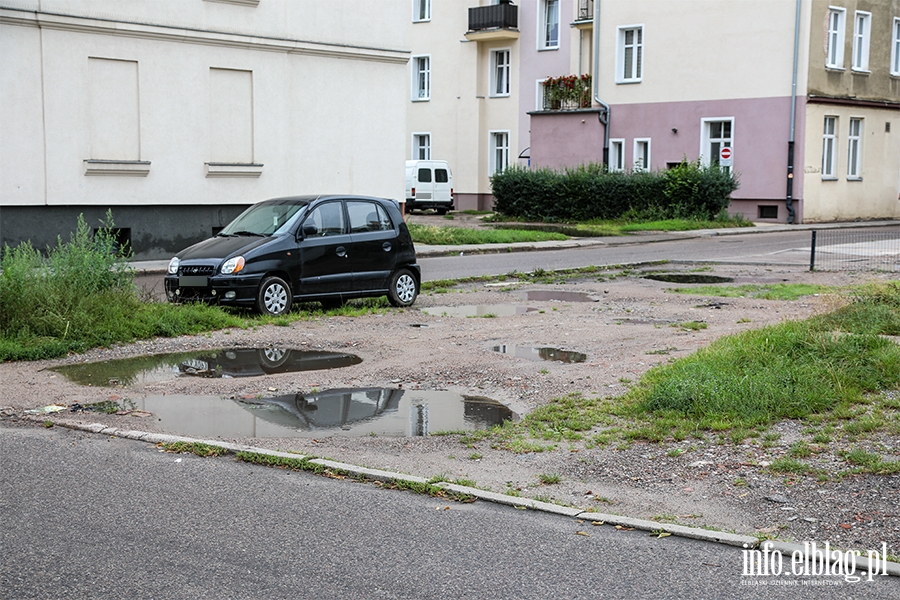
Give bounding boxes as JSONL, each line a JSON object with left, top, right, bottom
{"left": 719, "top": 146, "right": 733, "bottom": 167}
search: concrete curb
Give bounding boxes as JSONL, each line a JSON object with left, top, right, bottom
{"left": 42, "top": 417, "right": 869, "bottom": 561}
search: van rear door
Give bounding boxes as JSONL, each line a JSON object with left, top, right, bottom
{"left": 415, "top": 166, "right": 434, "bottom": 202}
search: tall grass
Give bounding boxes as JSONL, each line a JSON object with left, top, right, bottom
{"left": 0, "top": 212, "right": 244, "bottom": 361}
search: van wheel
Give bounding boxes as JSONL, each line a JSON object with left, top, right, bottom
{"left": 256, "top": 276, "right": 292, "bottom": 316}
{"left": 436, "top": 208, "right": 448, "bottom": 215}
{"left": 387, "top": 269, "right": 418, "bottom": 307}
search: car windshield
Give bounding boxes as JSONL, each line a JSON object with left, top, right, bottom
{"left": 219, "top": 201, "right": 308, "bottom": 236}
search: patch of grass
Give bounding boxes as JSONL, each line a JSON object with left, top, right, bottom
{"left": 670, "top": 321, "right": 708, "bottom": 331}
{"left": 810, "top": 281, "right": 900, "bottom": 335}
{"left": 840, "top": 449, "right": 900, "bottom": 475}
{"left": 407, "top": 224, "right": 568, "bottom": 246}
{"left": 769, "top": 457, "right": 816, "bottom": 475}
{"left": 618, "top": 319, "right": 900, "bottom": 433}
{"left": 538, "top": 473, "right": 561, "bottom": 485}
{"left": 669, "top": 283, "right": 834, "bottom": 301}
{"left": 159, "top": 441, "right": 230, "bottom": 457}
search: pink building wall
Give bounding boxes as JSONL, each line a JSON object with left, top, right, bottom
{"left": 530, "top": 96, "right": 807, "bottom": 222}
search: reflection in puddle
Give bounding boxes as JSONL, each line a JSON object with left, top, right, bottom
{"left": 643, "top": 273, "right": 735, "bottom": 284}
{"left": 422, "top": 305, "right": 538, "bottom": 317}
{"left": 492, "top": 345, "right": 586, "bottom": 363}
{"left": 134, "top": 389, "right": 514, "bottom": 438}
{"left": 51, "top": 348, "right": 362, "bottom": 387}
{"left": 522, "top": 291, "right": 597, "bottom": 302}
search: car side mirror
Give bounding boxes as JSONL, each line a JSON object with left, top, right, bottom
{"left": 301, "top": 224, "right": 318, "bottom": 238}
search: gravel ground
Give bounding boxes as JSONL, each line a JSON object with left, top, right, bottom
{"left": 2, "top": 261, "right": 898, "bottom": 556}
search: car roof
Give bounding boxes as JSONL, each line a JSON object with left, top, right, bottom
{"left": 260, "top": 194, "right": 395, "bottom": 205}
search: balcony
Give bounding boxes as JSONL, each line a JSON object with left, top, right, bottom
{"left": 540, "top": 75, "right": 592, "bottom": 111}
{"left": 574, "top": 0, "right": 594, "bottom": 30}
{"left": 465, "top": 2, "right": 519, "bottom": 42}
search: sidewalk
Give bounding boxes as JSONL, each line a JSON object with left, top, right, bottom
{"left": 131, "top": 219, "right": 899, "bottom": 274}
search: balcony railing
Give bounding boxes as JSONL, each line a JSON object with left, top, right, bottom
{"left": 468, "top": 2, "right": 518, "bottom": 32}
{"left": 542, "top": 74, "right": 592, "bottom": 111}
{"left": 577, "top": 0, "right": 594, "bottom": 22}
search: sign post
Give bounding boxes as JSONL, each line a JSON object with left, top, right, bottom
{"left": 719, "top": 146, "right": 733, "bottom": 168}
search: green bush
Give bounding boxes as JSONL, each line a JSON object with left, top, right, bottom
{"left": 491, "top": 160, "right": 738, "bottom": 222}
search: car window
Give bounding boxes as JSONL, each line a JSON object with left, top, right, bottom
{"left": 435, "top": 169, "right": 448, "bottom": 183}
{"left": 348, "top": 201, "right": 392, "bottom": 233}
{"left": 417, "top": 168, "right": 432, "bottom": 183}
{"left": 304, "top": 202, "right": 346, "bottom": 236}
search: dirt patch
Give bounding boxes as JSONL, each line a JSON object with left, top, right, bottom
{"left": 2, "top": 263, "right": 898, "bottom": 554}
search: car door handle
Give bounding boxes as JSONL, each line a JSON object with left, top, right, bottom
{"left": 336, "top": 246, "right": 347, "bottom": 258}
{"left": 382, "top": 242, "right": 392, "bottom": 252}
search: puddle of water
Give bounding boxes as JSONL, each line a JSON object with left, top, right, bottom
{"left": 492, "top": 345, "right": 586, "bottom": 363}
{"left": 134, "top": 389, "right": 514, "bottom": 438}
{"left": 643, "top": 273, "right": 734, "bottom": 284}
{"left": 422, "top": 305, "right": 538, "bottom": 317}
{"left": 51, "top": 348, "right": 362, "bottom": 387}
{"left": 522, "top": 291, "right": 598, "bottom": 303}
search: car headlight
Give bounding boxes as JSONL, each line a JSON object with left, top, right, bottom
{"left": 167, "top": 257, "right": 180, "bottom": 275}
{"left": 221, "top": 256, "right": 245, "bottom": 275}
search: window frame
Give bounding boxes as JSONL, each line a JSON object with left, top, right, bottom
{"left": 700, "top": 117, "right": 734, "bottom": 173}
{"left": 412, "top": 132, "right": 431, "bottom": 160}
{"left": 609, "top": 139, "right": 625, "bottom": 172}
{"left": 892, "top": 17, "right": 900, "bottom": 76}
{"left": 413, "top": 0, "right": 431, "bottom": 23}
{"left": 851, "top": 11, "right": 871, "bottom": 72}
{"left": 489, "top": 130, "right": 510, "bottom": 176}
{"left": 616, "top": 25, "right": 644, "bottom": 84}
{"left": 633, "top": 138, "right": 651, "bottom": 172}
{"left": 822, "top": 116, "right": 838, "bottom": 180}
{"left": 411, "top": 55, "right": 431, "bottom": 101}
{"left": 826, "top": 7, "right": 846, "bottom": 69}
{"left": 539, "top": 0, "right": 560, "bottom": 50}
{"left": 491, "top": 48, "right": 511, "bottom": 97}
{"left": 847, "top": 117, "right": 863, "bottom": 180}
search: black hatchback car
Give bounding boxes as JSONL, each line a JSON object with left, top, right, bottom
{"left": 164, "top": 195, "right": 420, "bottom": 315}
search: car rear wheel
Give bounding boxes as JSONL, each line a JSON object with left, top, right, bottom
{"left": 387, "top": 268, "right": 418, "bottom": 307}
{"left": 256, "top": 276, "right": 292, "bottom": 316}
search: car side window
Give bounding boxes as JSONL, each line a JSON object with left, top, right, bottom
{"left": 435, "top": 169, "right": 448, "bottom": 183}
{"left": 417, "top": 168, "right": 432, "bottom": 183}
{"left": 305, "top": 202, "right": 345, "bottom": 236}
{"left": 348, "top": 201, "right": 392, "bottom": 233}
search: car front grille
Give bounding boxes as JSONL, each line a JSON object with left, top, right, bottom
{"left": 179, "top": 264, "right": 216, "bottom": 276}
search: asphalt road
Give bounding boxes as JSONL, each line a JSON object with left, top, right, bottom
{"left": 3, "top": 423, "right": 896, "bottom": 599}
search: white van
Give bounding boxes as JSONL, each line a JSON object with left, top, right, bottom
{"left": 405, "top": 160, "right": 454, "bottom": 214}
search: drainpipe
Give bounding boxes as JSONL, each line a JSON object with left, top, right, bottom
{"left": 592, "top": 0, "right": 610, "bottom": 167}
{"left": 785, "top": 0, "right": 801, "bottom": 224}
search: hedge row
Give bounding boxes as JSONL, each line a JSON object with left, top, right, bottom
{"left": 490, "top": 160, "right": 739, "bottom": 222}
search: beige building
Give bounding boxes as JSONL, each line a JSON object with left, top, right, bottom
{"left": 1, "top": 0, "right": 409, "bottom": 259}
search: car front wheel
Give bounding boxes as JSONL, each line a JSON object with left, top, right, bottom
{"left": 256, "top": 276, "right": 292, "bottom": 316}
{"left": 387, "top": 269, "right": 418, "bottom": 307}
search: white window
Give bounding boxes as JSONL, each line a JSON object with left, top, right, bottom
{"left": 852, "top": 11, "right": 871, "bottom": 71}
{"left": 847, "top": 118, "right": 863, "bottom": 179}
{"left": 489, "top": 131, "right": 509, "bottom": 175}
{"left": 826, "top": 7, "right": 846, "bottom": 68}
{"left": 412, "top": 133, "right": 431, "bottom": 160}
{"left": 491, "top": 49, "right": 511, "bottom": 97}
{"left": 892, "top": 17, "right": 900, "bottom": 76}
{"left": 609, "top": 139, "right": 625, "bottom": 172}
{"left": 701, "top": 118, "right": 733, "bottom": 172}
{"left": 633, "top": 138, "right": 650, "bottom": 171}
{"left": 617, "top": 26, "right": 643, "bottom": 83}
{"left": 822, "top": 116, "right": 838, "bottom": 179}
{"left": 535, "top": 79, "right": 548, "bottom": 110}
{"left": 413, "top": 0, "right": 431, "bottom": 22}
{"left": 540, "top": 0, "right": 559, "bottom": 50}
{"left": 412, "top": 55, "right": 430, "bottom": 101}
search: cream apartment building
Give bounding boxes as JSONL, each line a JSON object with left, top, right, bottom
{"left": 0, "top": 0, "right": 409, "bottom": 259}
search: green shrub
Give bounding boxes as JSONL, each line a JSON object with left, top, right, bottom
{"left": 491, "top": 160, "right": 738, "bottom": 222}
